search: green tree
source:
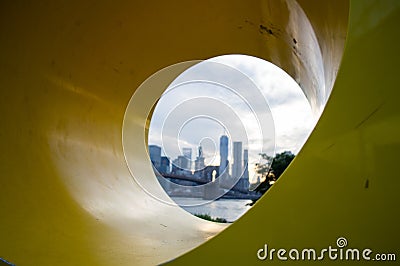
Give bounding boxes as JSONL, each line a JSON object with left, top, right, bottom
{"left": 254, "top": 153, "right": 273, "bottom": 178}
{"left": 270, "top": 151, "right": 295, "bottom": 179}
{"left": 253, "top": 153, "right": 274, "bottom": 195}
{"left": 254, "top": 151, "right": 295, "bottom": 194}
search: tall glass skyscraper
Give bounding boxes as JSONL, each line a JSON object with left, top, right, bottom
{"left": 243, "top": 149, "right": 249, "bottom": 180}
{"left": 182, "top": 148, "right": 192, "bottom": 160}
{"left": 242, "top": 149, "right": 249, "bottom": 190}
{"left": 219, "top": 135, "right": 229, "bottom": 176}
{"left": 232, "top": 141, "right": 242, "bottom": 178}
{"left": 194, "top": 146, "right": 205, "bottom": 171}
{"left": 182, "top": 147, "right": 192, "bottom": 170}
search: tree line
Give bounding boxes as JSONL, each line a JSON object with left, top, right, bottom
{"left": 254, "top": 150, "right": 295, "bottom": 195}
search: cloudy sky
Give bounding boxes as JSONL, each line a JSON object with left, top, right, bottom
{"left": 148, "top": 54, "right": 317, "bottom": 183}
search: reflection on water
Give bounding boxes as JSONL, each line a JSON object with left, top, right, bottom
{"left": 172, "top": 197, "right": 252, "bottom": 222}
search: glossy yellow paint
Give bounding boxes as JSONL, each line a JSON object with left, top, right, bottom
{"left": 0, "top": 0, "right": 398, "bottom": 265}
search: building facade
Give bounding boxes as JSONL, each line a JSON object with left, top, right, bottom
{"left": 159, "top": 156, "right": 170, "bottom": 174}
{"left": 149, "top": 145, "right": 161, "bottom": 169}
{"left": 232, "top": 141, "right": 242, "bottom": 179}
{"left": 219, "top": 135, "right": 229, "bottom": 176}
{"left": 182, "top": 147, "right": 192, "bottom": 170}
{"left": 194, "top": 146, "right": 205, "bottom": 171}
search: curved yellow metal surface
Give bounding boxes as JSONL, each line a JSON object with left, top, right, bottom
{"left": 0, "top": 0, "right": 398, "bottom": 265}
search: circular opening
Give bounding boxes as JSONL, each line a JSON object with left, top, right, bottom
{"left": 147, "top": 54, "right": 317, "bottom": 222}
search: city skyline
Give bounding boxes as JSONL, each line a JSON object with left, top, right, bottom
{"left": 149, "top": 136, "right": 254, "bottom": 198}
{"left": 148, "top": 54, "right": 317, "bottom": 183}
{"left": 149, "top": 134, "right": 250, "bottom": 182}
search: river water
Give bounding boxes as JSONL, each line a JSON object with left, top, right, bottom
{"left": 171, "top": 197, "right": 253, "bottom": 222}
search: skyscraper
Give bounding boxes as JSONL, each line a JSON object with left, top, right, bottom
{"left": 232, "top": 146, "right": 250, "bottom": 191}
{"left": 243, "top": 149, "right": 249, "bottom": 180}
{"left": 195, "top": 146, "right": 205, "bottom": 171}
{"left": 242, "top": 149, "right": 250, "bottom": 190}
{"left": 148, "top": 145, "right": 161, "bottom": 169}
{"left": 172, "top": 155, "right": 189, "bottom": 172}
{"left": 219, "top": 135, "right": 229, "bottom": 176}
{"left": 182, "top": 147, "right": 192, "bottom": 170}
{"left": 232, "top": 141, "right": 242, "bottom": 179}
{"left": 182, "top": 148, "right": 192, "bottom": 160}
{"left": 159, "top": 156, "right": 170, "bottom": 174}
